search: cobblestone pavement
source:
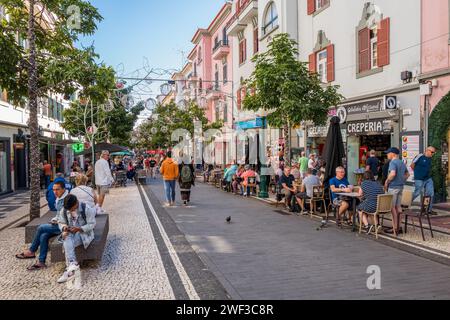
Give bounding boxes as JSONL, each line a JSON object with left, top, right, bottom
{"left": 0, "top": 185, "right": 176, "bottom": 300}
{"left": 146, "top": 179, "right": 450, "bottom": 300}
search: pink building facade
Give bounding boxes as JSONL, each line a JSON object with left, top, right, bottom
{"left": 420, "top": 0, "right": 450, "bottom": 200}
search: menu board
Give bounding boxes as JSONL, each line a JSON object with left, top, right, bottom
{"left": 401, "top": 134, "right": 421, "bottom": 183}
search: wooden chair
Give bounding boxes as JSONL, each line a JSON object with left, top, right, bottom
{"left": 359, "top": 194, "right": 393, "bottom": 239}
{"left": 306, "top": 185, "right": 328, "bottom": 220}
{"left": 403, "top": 196, "right": 434, "bottom": 241}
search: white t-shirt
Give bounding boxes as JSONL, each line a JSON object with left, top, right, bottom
{"left": 70, "top": 186, "right": 95, "bottom": 208}
{"left": 308, "top": 159, "right": 316, "bottom": 169}
{"left": 95, "top": 158, "right": 114, "bottom": 186}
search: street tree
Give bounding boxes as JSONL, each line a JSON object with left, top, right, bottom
{"left": 134, "top": 100, "right": 222, "bottom": 151}
{"left": 0, "top": 0, "right": 109, "bottom": 220}
{"left": 243, "top": 33, "right": 343, "bottom": 163}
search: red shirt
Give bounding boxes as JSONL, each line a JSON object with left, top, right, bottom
{"left": 43, "top": 164, "right": 52, "bottom": 176}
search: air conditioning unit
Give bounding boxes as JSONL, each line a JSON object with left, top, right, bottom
{"left": 401, "top": 71, "right": 413, "bottom": 82}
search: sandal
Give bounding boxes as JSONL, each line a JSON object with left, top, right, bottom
{"left": 27, "top": 263, "right": 47, "bottom": 271}
{"left": 15, "top": 253, "right": 36, "bottom": 260}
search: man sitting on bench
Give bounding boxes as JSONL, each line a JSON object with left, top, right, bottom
{"left": 56, "top": 194, "right": 96, "bottom": 284}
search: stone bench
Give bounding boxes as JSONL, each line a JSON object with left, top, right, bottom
{"left": 25, "top": 211, "right": 109, "bottom": 264}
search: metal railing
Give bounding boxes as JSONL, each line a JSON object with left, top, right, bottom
{"left": 213, "top": 40, "right": 230, "bottom": 53}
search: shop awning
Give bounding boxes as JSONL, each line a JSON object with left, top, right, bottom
{"left": 77, "top": 142, "right": 129, "bottom": 155}
{"left": 38, "top": 136, "right": 81, "bottom": 147}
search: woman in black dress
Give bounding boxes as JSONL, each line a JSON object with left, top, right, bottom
{"left": 358, "top": 171, "right": 385, "bottom": 233}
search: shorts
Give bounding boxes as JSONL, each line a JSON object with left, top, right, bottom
{"left": 296, "top": 192, "right": 310, "bottom": 200}
{"left": 97, "top": 185, "right": 110, "bottom": 196}
{"left": 388, "top": 188, "right": 403, "bottom": 208}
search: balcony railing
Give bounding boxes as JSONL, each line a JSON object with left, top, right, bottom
{"left": 213, "top": 40, "right": 229, "bottom": 53}
{"left": 226, "top": 0, "right": 254, "bottom": 29}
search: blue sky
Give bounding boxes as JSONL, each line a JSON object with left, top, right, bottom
{"left": 79, "top": 0, "right": 225, "bottom": 76}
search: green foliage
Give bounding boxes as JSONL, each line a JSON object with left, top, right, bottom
{"left": 134, "top": 101, "right": 222, "bottom": 150}
{"left": 0, "top": 0, "right": 111, "bottom": 104}
{"left": 429, "top": 93, "right": 450, "bottom": 201}
{"left": 243, "top": 33, "right": 343, "bottom": 128}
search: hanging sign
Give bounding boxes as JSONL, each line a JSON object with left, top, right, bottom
{"left": 72, "top": 143, "right": 84, "bottom": 153}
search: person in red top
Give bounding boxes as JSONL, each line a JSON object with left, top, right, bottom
{"left": 241, "top": 165, "right": 256, "bottom": 197}
{"left": 144, "top": 157, "right": 151, "bottom": 176}
{"left": 43, "top": 160, "right": 52, "bottom": 188}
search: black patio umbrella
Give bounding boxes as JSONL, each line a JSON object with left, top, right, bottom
{"left": 323, "top": 116, "right": 345, "bottom": 185}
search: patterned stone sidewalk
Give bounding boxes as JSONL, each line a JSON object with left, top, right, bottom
{"left": 0, "top": 185, "right": 175, "bottom": 300}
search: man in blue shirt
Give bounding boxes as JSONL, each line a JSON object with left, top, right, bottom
{"left": 365, "top": 150, "right": 380, "bottom": 180}
{"left": 411, "top": 146, "right": 436, "bottom": 212}
{"left": 329, "top": 166, "right": 353, "bottom": 226}
{"left": 384, "top": 147, "right": 410, "bottom": 235}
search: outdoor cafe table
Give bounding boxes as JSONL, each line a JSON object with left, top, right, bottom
{"left": 334, "top": 192, "right": 361, "bottom": 232}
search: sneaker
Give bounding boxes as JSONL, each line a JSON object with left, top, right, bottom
{"left": 183, "top": 200, "right": 187, "bottom": 206}
{"left": 163, "top": 202, "right": 171, "bottom": 207}
{"left": 243, "top": 193, "right": 247, "bottom": 197}
{"left": 57, "top": 264, "right": 78, "bottom": 284}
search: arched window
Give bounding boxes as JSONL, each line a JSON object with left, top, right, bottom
{"left": 263, "top": 2, "right": 278, "bottom": 35}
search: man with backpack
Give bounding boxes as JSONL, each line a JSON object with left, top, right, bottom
{"left": 178, "top": 160, "right": 195, "bottom": 206}
{"left": 56, "top": 194, "right": 96, "bottom": 283}
{"left": 160, "top": 151, "right": 179, "bottom": 206}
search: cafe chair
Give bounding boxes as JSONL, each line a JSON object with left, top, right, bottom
{"left": 403, "top": 196, "right": 434, "bottom": 241}
{"left": 359, "top": 194, "right": 393, "bottom": 239}
{"left": 306, "top": 185, "right": 328, "bottom": 221}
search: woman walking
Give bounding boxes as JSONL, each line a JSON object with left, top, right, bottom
{"left": 178, "top": 161, "right": 195, "bottom": 206}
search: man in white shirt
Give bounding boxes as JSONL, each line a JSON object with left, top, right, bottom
{"left": 94, "top": 150, "right": 114, "bottom": 209}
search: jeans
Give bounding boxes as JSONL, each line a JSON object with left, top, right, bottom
{"left": 413, "top": 178, "right": 434, "bottom": 211}
{"left": 45, "top": 175, "right": 51, "bottom": 188}
{"left": 63, "top": 233, "right": 83, "bottom": 266}
{"left": 164, "top": 180, "right": 176, "bottom": 202}
{"left": 29, "top": 223, "right": 61, "bottom": 263}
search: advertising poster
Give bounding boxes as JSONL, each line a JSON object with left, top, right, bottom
{"left": 401, "top": 134, "right": 421, "bottom": 183}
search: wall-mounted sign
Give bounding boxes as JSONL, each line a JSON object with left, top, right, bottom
{"left": 235, "top": 117, "right": 266, "bottom": 130}
{"left": 384, "top": 95, "right": 398, "bottom": 110}
{"left": 346, "top": 120, "right": 391, "bottom": 135}
{"left": 401, "top": 133, "right": 422, "bottom": 183}
{"left": 308, "top": 126, "right": 329, "bottom": 138}
{"left": 72, "top": 143, "right": 84, "bottom": 153}
{"left": 339, "top": 99, "right": 384, "bottom": 123}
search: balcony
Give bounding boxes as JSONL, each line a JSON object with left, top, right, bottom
{"left": 226, "top": 0, "right": 258, "bottom": 36}
{"left": 212, "top": 40, "right": 230, "bottom": 60}
{"left": 205, "top": 84, "right": 222, "bottom": 100}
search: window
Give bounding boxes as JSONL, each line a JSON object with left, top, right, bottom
{"left": 308, "top": 0, "right": 329, "bottom": 15}
{"left": 370, "top": 28, "right": 378, "bottom": 69}
{"left": 253, "top": 26, "right": 259, "bottom": 54}
{"left": 193, "top": 63, "right": 197, "bottom": 77}
{"left": 223, "top": 62, "right": 228, "bottom": 83}
{"left": 198, "top": 47, "right": 202, "bottom": 64}
{"left": 199, "top": 79, "right": 203, "bottom": 93}
{"left": 358, "top": 17, "right": 390, "bottom": 74}
{"left": 222, "top": 28, "right": 228, "bottom": 44}
{"left": 263, "top": 2, "right": 278, "bottom": 35}
{"left": 215, "top": 103, "right": 220, "bottom": 121}
{"left": 214, "top": 64, "right": 219, "bottom": 90}
{"left": 239, "top": 38, "right": 247, "bottom": 64}
{"left": 223, "top": 103, "right": 228, "bottom": 123}
{"left": 214, "top": 36, "right": 219, "bottom": 48}
{"left": 317, "top": 49, "right": 328, "bottom": 83}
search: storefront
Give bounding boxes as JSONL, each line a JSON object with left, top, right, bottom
{"left": 234, "top": 117, "right": 267, "bottom": 165}
{"left": 339, "top": 99, "right": 401, "bottom": 185}
{"left": 0, "top": 137, "right": 12, "bottom": 195}
{"left": 306, "top": 125, "right": 328, "bottom": 157}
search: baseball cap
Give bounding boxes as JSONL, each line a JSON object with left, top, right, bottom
{"left": 384, "top": 147, "right": 400, "bottom": 155}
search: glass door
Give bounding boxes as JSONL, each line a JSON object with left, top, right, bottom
{"left": 0, "top": 139, "right": 11, "bottom": 194}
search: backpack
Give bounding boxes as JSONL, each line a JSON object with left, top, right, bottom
{"left": 181, "top": 165, "right": 192, "bottom": 183}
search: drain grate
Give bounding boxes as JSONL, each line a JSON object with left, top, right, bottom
{"left": 273, "top": 210, "right": 291, "bottom": 216}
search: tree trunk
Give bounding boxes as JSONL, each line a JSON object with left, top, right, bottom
{"left": 284, "top": 122, "right": 291, "bottom": 165}
{"left": 28, "top": 0, "right": 40, "bottom": 221}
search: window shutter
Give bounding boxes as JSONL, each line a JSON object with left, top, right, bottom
{"left": 239, "top": 41, "right": 243, "bottom": 64}
{"left": 243, "top": 38, "right": 247, "bottom": 62}
{"left": 327, "top": 44, "right": 335, "bottom": 82}
{"left": 307, "top": 0, "right": 316, "bottom": 15}
{"left": 378, "top": 17, "right": 390, "bottom": 67}
{"left": 253, "top": 27, "right": 259, "bottom": 54}
{"left": 237, "top": 89, "right": 241, "bottom": 109}
{"left": 309, "top": 53, "right": 316, "bottom": 73}
{"left": 358, "top": 27, "right": 370, "bottom": 73}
